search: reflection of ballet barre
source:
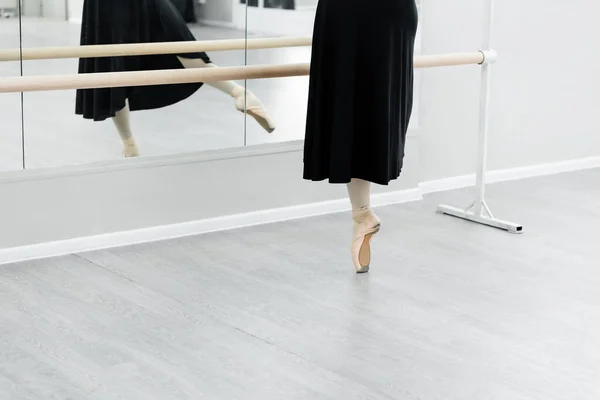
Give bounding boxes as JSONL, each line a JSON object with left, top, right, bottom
{"left": 0, "top": 37, "right": 314, "bottom": 62}
{"left": 0, "top": 52, "right": 493, "bottom": 93}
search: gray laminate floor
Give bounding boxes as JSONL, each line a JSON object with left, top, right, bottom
{"left": 1, "top": 169, "right": 600, "bottom": 399}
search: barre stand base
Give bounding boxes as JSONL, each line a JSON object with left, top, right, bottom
{"left": 436, "top": 201, "right": 523, "bottom": 234}
{"left": 433, "top": 3, "right": 524, "bottom": 235}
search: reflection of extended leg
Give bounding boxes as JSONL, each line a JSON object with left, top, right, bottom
{"left": 347, "top": 178, "right": 381, "bottom": 274}
{"left": 112, "top": 100, "right": 140, "bottom": 158}
{"left": 177, "top": 56, "right": 276, "bottom": 133}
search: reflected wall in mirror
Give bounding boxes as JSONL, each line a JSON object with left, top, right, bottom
{"left": 245, "top": 0, "right": 422, "bottom": 146}
{"left": 0, "top": 0, "right": 23, "bottom": 171}
{"left": 20, "top": 0, "right": 248, "bottom": 170}
{"left": 245, "top": 0, "right": 314, "bottom": 146}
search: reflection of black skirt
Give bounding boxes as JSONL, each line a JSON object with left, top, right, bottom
{"left": 303, "top": 0, "right": 418, "bottom": 185}
{"left": 75, "top": 0, "right": 211, "bottom": 121}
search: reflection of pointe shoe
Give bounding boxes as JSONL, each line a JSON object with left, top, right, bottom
{"left": 351, "top": 207, "right": 381, "bottom": 273}
{"left": 122, "top": 138, "right": 140, "bottom": 158}
{"left": 234, "top": 89, "right": 276, "bottom": 133}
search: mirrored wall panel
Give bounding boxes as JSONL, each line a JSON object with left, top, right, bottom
{"left": 20, "top": 0, "right": 247, "bottom": 169}
{"left": 0, "top": 1, "right": 23, "bottom": 171}
{"left": 245, "top": 0, "right": 314, "bottom": 145}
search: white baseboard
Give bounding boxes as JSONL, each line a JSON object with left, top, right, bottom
{"left": 487, "top": 156, "right": 600, "bottom": 183}
{"left": 0, "top": 188, "right": 422, "bottom": 266}
{"left": 419, "top": 156, "right": 600, "bottom": 194}
{"left": 2, "top": 155, "right": 598, "bottom": 266}
{"left": 419, "top": 174, "right": 474, "bottom": 194}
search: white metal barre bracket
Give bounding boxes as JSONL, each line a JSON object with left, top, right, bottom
{"left": 478, "top": 49, "right": 498, "bottom": 65}
{"left": 435, "top": 0, "right": 522, "bottom": 234}
{"left": 436, "top": 204, "right": 523, "bottom": 233}
{"left": 436, "top": 48, "right": 522, "bottom": 234}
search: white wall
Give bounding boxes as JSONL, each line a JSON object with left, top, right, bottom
{"left": 21, "top": 0, "right": 67, "bottom": 19}
{"left": 246, "top": 7, "right": 315, "bottom": 36}
{"left": 418, "top": 0, "right": 600, "bottom": 181}
{"left": 196, "top": 0, "right": 234, "bottom": 24}
{"left": 21, "top": 0, "right": 41, "bottom": 16}
{"left": 0, "top": 0, "right": 18, "bottom": 9}
{"left": 67, "top": 0, "right": 83, "bottom": 23}
{"left": 0, "top": 139, "right": 420, "bottom": 250}
{"left": 41, "top": 0, "right": 66, "bottom": 20}
{"left": 1, "top": 0, "right": 600, "bottom": 256}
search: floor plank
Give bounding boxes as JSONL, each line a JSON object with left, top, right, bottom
{"left": 1, "top": 169, "right": 599, "bottom": 399}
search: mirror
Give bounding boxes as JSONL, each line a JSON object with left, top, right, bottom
{"left": 0, "top": 1, "right": 24, "bottom": 172}
{"left": 244, "top": 0, "right": 314, "bottom": 146}
{"left": 20, "top": 0, "right": 248, "bottom": 170}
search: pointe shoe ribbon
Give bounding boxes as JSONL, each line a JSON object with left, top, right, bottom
{"left": 234, "top": 90, "right": 276, "bottom": 133}
{"left": 351, "top": 207, "right": 381, "bottom": 273}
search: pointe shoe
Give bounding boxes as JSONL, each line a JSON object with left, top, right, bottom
{"left": 351, "top": 207, "right": 381, "bottom": 273}
{"left": 233, "top": 89, "right": 276, "bottom": 133}
{"left": 122, "top": 138, "right": 140, "bottom": 158}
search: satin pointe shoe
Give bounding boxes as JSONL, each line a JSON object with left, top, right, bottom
{"left": 122, "top": 138, "right": 140, "bottom": 158}
{"left": 233, "top": 90, "right": 276, "bottom": 133}
{"left": 351, "top": 207, "right": 381, "bottom": 273}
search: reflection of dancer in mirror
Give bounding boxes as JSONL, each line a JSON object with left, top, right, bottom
{"left": 75, "top": 0, "right": 276, "bottom": 158}
{"left": 303, "top": 0, "right": 418, "bottom": 273}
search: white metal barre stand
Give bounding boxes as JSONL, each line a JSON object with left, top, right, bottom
{"left": 435, "top": 0, "right": 523, "bottom": 234}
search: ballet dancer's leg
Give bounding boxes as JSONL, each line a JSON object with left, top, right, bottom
{"left": 177, "top": 57, "right": 276, "bottom": 133}
{"left": 347, "top": 178, "right": 381, "bottom": 273}
{"left": 112, "top": 100, "right": 140, "bottom": 158}
{"left": 347, "top": 178, "right": 371, "bottom": 210}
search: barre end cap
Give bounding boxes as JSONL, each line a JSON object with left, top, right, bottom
{"left": 480, "top": 49, "right": 499, "bottom": 64}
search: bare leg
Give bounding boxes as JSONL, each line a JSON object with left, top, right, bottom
{"left": 112, "top": 100, "right": 140, "bottom": 158}
{"left": 177, "top": 57, "right": 276, "bottom": 133}
{"left": 347, "top": 178, "right": 380, "bottom": 273}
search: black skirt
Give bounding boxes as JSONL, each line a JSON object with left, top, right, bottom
{"left": 303, "top": 0, "right": 418, "bottom": 185}
{"left": 170, "top": 0, "right": 197, "bottom": 22}
{"left": 75, "top": 0, "right": 211, "bottom": 121}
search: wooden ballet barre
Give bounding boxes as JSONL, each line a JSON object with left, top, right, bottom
{"left": 417, "top": 51, "right": 486, "bottom": 68}
{"left": 0, "top": 64, "right": 308, "bottom": 93}
{"left": 0, "top": 52, "right": 488, "bottom": 94}
{"left": 0, "top": 36, "right": 314, "bottom": 62}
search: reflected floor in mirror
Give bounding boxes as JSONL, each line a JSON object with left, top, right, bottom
{"left": 0, "top": 18, "right": 310, "bottom": 170}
